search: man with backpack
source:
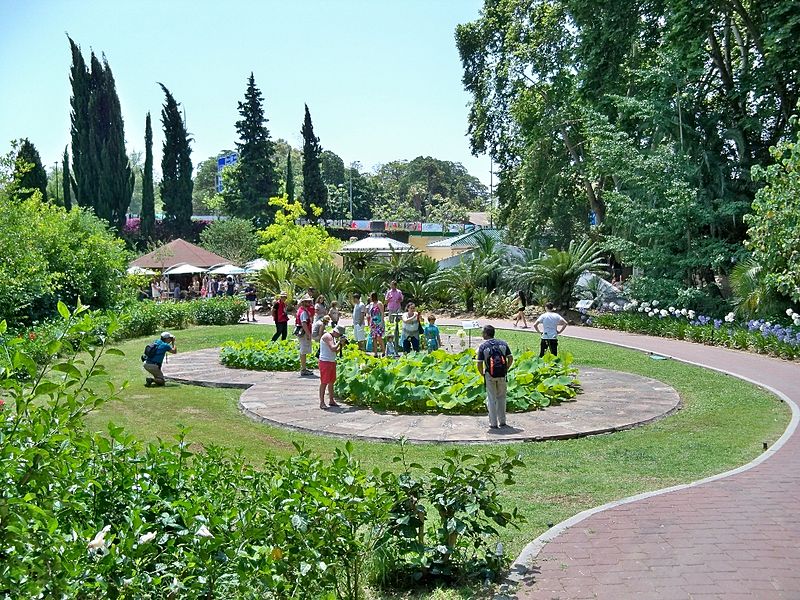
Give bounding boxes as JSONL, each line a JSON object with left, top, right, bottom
{"left": 476, "top": 324, "right": 513, "bottom": 429}
{"left": 142, "top": 331, "right": 177, "bottom": 387}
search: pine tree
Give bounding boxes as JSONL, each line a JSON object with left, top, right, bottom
{"left": 62, "top": 146, "right": 72, "bottom": 211}
{"left": 223, "top": 73, "right": 279, "bottom": 225}
{"left": 67, "top": 37, "right": 133, "bottom": 230}
{"left": 140, "top": 112, "right": 156, "bottom": 241}
{"left": 159, "top": 83, "right": 193, "bottom": 238}
{"left": 300, "top": 104, "right": 328, "bottom": 221}
{"left": 285, "top": 151, "right": 295, "bottom": 201}
{"left": 12, "top": 138, "right": 48, "bottom": 201}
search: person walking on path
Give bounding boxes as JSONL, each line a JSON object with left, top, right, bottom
{"left": 318, "top": 325, "right": 345, "bottom": 409}
{"left": 351, "top": 293, "right": 367, "bottom": 351}
{"left": 368, "top": 291, "right": 385, "bottom": 356}
{"left": 143, "top": 331, "right": 177, "bottom": 387}
{"left": 296, "top": 295, "right": 315, "bottom": 376}
{"left": 513, "top": 290, "right": 529, "bottom": 328}
{"left": 244, "top": 283, "right": 258, "bottom": 322}
{"left": 533, "top": 302, "right": 568, "bottom": 357}
{"left": 476, "top": 324, "right": 513, "bottom": 429}
{"left": 401, "top": 301, "right": 422, "bottom": 352}
{"left": 271, "top": 291, "right": 289, "bottom": 341}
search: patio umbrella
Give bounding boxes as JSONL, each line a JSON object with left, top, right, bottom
{"left": 127, "top": 266, "right": 156, "bottom": 276}
{"left": 244, "top": 258, "right": 269, "bottom": 272}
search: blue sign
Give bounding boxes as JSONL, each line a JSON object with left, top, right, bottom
{"left": 588, "top": 210, "right": 597, "bottom": 226}
{"left": 215, "top": 153, "right": 238, "bottom": 193}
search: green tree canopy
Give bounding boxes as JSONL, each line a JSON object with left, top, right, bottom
{"left": 11, "top": 138, "right": 48, "bottom": 202}
{"left": 300, "top": 104, "right": 328, "bottom": 221}
{"left": 199, "top": 217, "right": 260, "bottom": 266}
{"left": 140, "top": 113, "right": 156, "bottom": 242}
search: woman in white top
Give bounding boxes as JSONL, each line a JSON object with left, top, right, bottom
{"left": 314, "top": 295, "right": 329, "bottom": 320}
{"left": 401, "top": 301, "right": 422, "bottom": 353}
{"left": 318, "top": 325, "right": 345, "bottom": 409}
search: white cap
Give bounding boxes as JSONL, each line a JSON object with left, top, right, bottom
{"left": 161, "top": 331, "right": 173, "bottom": 340}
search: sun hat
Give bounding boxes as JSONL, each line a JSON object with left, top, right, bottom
{"left": 300, "top": 294, "right": 313, "bottom": 302}
{"left": 334, "top": 325, "right": 347, "bottom": 336}
{"left": 280, "top": 291, "right": 288, "bottom": 297}
{"left": 161, "top": 331, "right": 173, "bottom": 340}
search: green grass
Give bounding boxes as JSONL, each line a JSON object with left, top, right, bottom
{"left": 85, "top": 324, "right": 790, "bottom": 589}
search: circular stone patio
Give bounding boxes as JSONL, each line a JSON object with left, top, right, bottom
{"left": 162, "top": 348, "right": 681, "bottom": 443}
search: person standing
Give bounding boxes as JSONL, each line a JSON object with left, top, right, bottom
{"left": 385, "top": 280, "right": 404, "bottom": 330}
{"left": 513, "top": 290, "right": 528, "bottom": 328}
{"left": 318, "top": 325, "right": 345, "bottom": 409}
{"left": 423, "top": 315, "right": 441, "bottom": 352}
{"left": 533, "top": 302, "right": 568, "bottom": 357}
{"left": 401, "top": 301, "right": 422, "bottom": 353}
{"left": 476, "top": 325, "right": 513, "bottom": 429}
{"left": 368, "top": 291, "right": 385, "bottom": 356}
{"left": 143, "top": 331, "right": 177, "bottom": 387}
{"left": 226, "top": 276, "right": 236, "bottom": 296}
{"left": 314, "top": 295, "right": 329, "bottom": 320}
{"left": 271, "top": 291, "right": 289, "bottom": 341}
{"left": 297, "top": 295, "right": 315, "bottom": 376}
{"left": 244, "top": 283, "right": 258, "bottom": 322}
{"left": 352, "top": 293, "right": 367, "bottom": 351}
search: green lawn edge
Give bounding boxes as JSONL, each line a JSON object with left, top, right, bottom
{"left": 86, "top": 324, "right": 791, "bottom": 564}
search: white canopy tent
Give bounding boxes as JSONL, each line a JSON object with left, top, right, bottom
{"left": 208, "top": 264, "right": 247, "bottom": 275}
{"left": 126, "top": 266, "right": 156, "bottom": 276}
{"left": 244, "top": 258, "right": 269, "bottom": 272}
{"left": 163, "top": 263, "right": 207, "bottom": 275}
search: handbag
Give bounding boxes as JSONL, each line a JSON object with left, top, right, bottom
{"left": 294, "top": 325, "right": 304, "bottom": 337}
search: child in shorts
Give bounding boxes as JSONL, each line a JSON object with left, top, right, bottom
{"left": 423, "top": 315, "right": 441, "bottom": 352}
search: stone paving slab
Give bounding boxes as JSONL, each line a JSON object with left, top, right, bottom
{"left": 162, "top": 346, "right": 680, "bottom": 444}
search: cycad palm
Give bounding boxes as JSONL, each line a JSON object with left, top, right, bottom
{"left": 514, "top": 240, "right": 606, "bottom": 309}
{"left": 730, "top": 257, "right": 786, "bottom": 319}
{"left": 432, "top": 257, "right": 490, "bottom": 312}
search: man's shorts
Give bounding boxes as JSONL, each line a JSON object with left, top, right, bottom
{"left": 319, "top": 360, "right": 336, "bottom": 384}
{"left": 353, "top": 324, "right": 366, "bottom": 342}
{"left": 298, "top": 335, "right": 312, "bottom": 355}
{"left": 248, "top": 300, "right": 256, "bottom": 309}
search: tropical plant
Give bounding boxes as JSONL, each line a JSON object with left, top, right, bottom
{"left": 220, "top": 338, "right": 319, "bottom": 371}
{"left": 370, "top": 250, "right": 426, "bottom": 284}
{"left": 349, "top": 271, "right": 387, "bottom": 299}
{"left": 471, "top": 232, "right": 508, "bottom": 292}
{"left": 334, "top": 347, "right": 579, "bottom": 413}
{"left": 253, "top": 260, "right": 296, "bottom": 302}
{"left": 293, "top": 261, "right": 352, "bottom": 302}
{"left": 431, "top": 257, "right": 490, "bottom": 312}
{"left": 342, "top": 250, "right": 378, "bottom": 275}
{"left": 514, "top": 239, "right": 606, "bottom": 309}
{"left": 729, "top": 257, "right": 788, "bottom": 319}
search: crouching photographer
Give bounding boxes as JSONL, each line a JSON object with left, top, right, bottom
{"left": 142, "top": 331, "right": 177, "bottom": 387}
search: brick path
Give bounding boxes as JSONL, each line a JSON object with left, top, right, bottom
{"left": 163, "top": 339, "right": 679, "bottom": 444}
{"left": 467, "top": 322, "right": 800, "bottom": 600}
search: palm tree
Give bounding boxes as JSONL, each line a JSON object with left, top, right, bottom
{"left": 254, "top": 260, "right": 296, "bottom": 301}
{"left": 342, "top": 250, "right": 378, "bottom": 275}
{"left": 294, "top": 262, "right": 352, "bottom": 301}
{"left": 513, "top": 239, "right": 606, "bottom": 309}
{"left": 370, "top": 250, "right": 425, "bottom": 284}
{"left": 432, "top": 256, "right": 490, "bottom": 312}
{"left": 471, "top": 232, "right": 508, "bottom": 292}
{"left": 729, "top": 257, "right": 787, "bottom": 319}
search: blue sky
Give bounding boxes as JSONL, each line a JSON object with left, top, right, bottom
{"left": 0, "top": 0, "right": 491, "bottom": 184}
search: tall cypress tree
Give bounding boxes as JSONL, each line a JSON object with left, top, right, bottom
{"left": 159, "top": 83, "right": 193, "bottom": 238}
{"left": 223, "top": 73, "right": 279, "bottom": 225}
{"left": 285, "top": 150, "right": 295, "bottom": 201}
{"left": 67, "top": 37, "right": 133, "bottom": 230}
{"left": 300, "top": 104, "right": 327, "bottom": 221}
{"left": 12, "top": 138, "right": 48, "bottom": 201}
{"left": 68, "top": 36, "right": 93, "bottom": 209}
{"left": 62, "top": 146, "right": 72, "bottom": 211}
{"left": 140, "top": 112, "right": 156, "bottom": 242}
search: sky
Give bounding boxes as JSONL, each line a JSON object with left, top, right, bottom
{"left": 0, "top": 0, "right": 492, "bottom": 185}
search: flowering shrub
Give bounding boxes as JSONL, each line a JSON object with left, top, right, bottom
{"left": 592, "top": 301, "right": 800, "bottom": 359}
{"left": 335, "top": 347, "right": 580, "bottom": 414}
{"left": 0, "top": 307, "right": 524, "bottom": 597}
{"left": 220, "top": 337, "right": 319, "bottom": 370}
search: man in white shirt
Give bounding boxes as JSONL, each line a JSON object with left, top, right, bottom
{"left": 351, "top": 293, "right": 367, "bottom": 350}
{"left": 533, "top": 302, "right": 568, "bottom": 357}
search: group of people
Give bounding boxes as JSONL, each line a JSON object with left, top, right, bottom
{"left": 149, "top": 275, "right": 242, "bottom": 302}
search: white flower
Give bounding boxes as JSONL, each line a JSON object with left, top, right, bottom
{"left": 652, "top": 300, "right": 659, "bottom": 306}
{"left": 724, "top": 312, "right": 735, "bottom": 323}
{"left": 631, "top": 300, "right": 639, "bottom": 307}
{"left": 88, "top": 525, "right": 111, "bottom": 551}
{"left": 680, "top": 308, "right": 688, "bottom": 316}
{"left": 138, "top": 531, "right": 157, "bottom": 544}
{"left": 638, "top": 307, "right": 645, "bottom": 313}
{"left": 787, "top": 308, "right": 795, "bottom": 317}
{"left": 641, "top": 303, "right": 650, "bottom": 310}
{"left": 688, "top": 310, "right": 696, "bottom": 319}
{"left": 668, "top": 306, "right": 675, "bottom": 313}
{"left": 648, "top": 311, "right": 655, "bottom": 317}
{"left": 660, "top": 309, "right": 668, "bottom": 317}
{"left": 195, "top": 524, "right": 214, "bottom": 538}
{"left": 793, "top": 316, "right": 800, "bottom": 326}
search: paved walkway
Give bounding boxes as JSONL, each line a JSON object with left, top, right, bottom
{"left": 486, "top": 323, "right": 800, "bottom": 600}
{"left": 163, "top": 342, "right": 679, "bottom": 444}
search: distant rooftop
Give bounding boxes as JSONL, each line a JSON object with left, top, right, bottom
{"left": 337, "top": 232, "right": 416, "bottom": 254}
{"left": 426, "top": 228, "right": 505, "bottom": 248}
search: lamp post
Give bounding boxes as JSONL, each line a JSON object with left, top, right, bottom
{"left": 348, "top": 162, "right": 353, "bottom": 219}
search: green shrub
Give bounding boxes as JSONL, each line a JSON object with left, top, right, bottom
{"left": 117, "top": 301, "right": 194, "bottom": 339}
{"left": 0, "top": 308, "right": 524, "bottom": 598}
{"left": 334, "top": 347, "right": 579, "bottom": 414}
{"left": 191, "top": 296, "right": 247, "bottom": 325}
{"left": 220, "top": 337, "right": 319, "bottom": 370}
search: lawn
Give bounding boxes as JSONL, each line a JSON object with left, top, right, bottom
{"left": 85, "top": 324, "right": 789, "bottom": 595}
